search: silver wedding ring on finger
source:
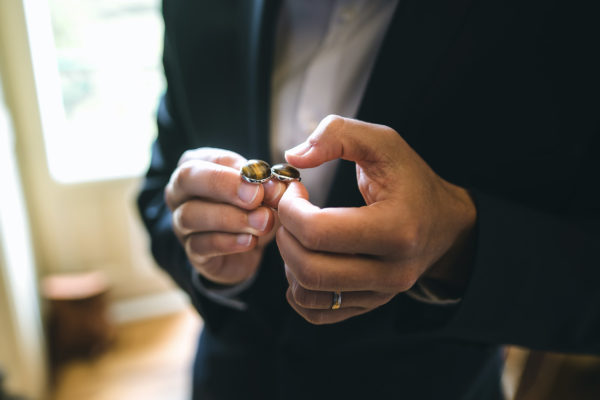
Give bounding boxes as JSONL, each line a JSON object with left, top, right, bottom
{"left": 331, "top": 291, "right": 342, "bottom": 310}
{"left": 240, "top": 160, "right": 301, "bottom": 184}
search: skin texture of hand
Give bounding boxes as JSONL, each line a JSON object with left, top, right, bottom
{"left": 165, "top": 148, "right": 287, "bottom": 285}
{"left": 277, "top": 115, "right": 477, "bottom": 324}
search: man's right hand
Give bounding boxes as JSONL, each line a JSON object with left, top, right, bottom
{"left": 165, "top": 148, "right": 286, "bottom": 285}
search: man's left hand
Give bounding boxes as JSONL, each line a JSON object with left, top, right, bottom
{"left": 277, "top": 115, "right": 477, "bottom": 325}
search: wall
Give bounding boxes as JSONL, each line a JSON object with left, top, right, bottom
{"left": 0, "top": 73, "right": 47, "bottom": 399}
{"left": 0, "top": 0, "right": 176, "bottom": 302}
{"left": 0, "top": 1, "right": 183, "bottom": 396}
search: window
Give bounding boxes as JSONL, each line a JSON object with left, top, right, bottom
{"left": 27, "top": 0, "right": 164, "bottom": 183}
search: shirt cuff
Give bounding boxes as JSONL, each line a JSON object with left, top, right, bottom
{"left": 405, "top": 278, "right": 462, "bottom": 305}
{"left": 190, "top": 269, "right": 257, "bottom": 311}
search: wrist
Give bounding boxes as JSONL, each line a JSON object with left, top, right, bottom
{"left": 424, "top": 184, "right": 477, "bottom": 294}
{"left": 199, "top": 274, "right": 245, "bottom": 290}
{"left": 190, "top": 268, "right": 258, "bottom": 311}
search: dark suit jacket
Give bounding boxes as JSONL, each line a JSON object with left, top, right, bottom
{"left": 137, "top": 0, "right": 600, "bottom": 398}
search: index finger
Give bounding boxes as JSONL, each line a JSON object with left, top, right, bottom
{"left": 178, "top": 147, "right": 247, "bottom": 169}
{"left": 284, "top": 115, "right": 401, "bottom": 169}
{"left": 277, "top": 182, "right": 400, "bottom": 256}
{"left": 166, "top": 159, "right": 264, "bottom": 211}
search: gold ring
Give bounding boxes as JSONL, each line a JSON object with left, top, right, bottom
{"left": 331, "top": 291, "right": 342, "bottom": 310}
{"left": 240, "top": 159, "right": 272, "bottom": 184}
{"left": 271, "top": 163, "right": 301, "bottom": 182}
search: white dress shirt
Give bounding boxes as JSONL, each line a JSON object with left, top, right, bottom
{"left": 270, "top": 0, "right": 399, "bottom": 206}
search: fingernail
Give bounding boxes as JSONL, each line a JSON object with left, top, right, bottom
{"left": 248, "top": 208, "right": 269, "bottom": 231}
{"left": 286, "top": 141, "right": 311, "bottom": 157}
{"left": 237, "top": 234, "right": 252, "bottom": 246}
{"left": 238, "top": 182, "right": 260, "bottom": 204}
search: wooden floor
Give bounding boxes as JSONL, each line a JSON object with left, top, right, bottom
{"left": 50, "top": 307, "right": 202, "bottom": 400}
{"left": 49, "top": 307, "right": 600, "bottom": 400}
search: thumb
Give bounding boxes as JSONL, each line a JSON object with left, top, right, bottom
{"left": 284, "top": 115, "right": 399, "bottom": 169}
{"left": 277, "top": 181, "right": 318, "bottom": 229}
{"left": 278, "top": 181, "right": 312, "bottom": 212}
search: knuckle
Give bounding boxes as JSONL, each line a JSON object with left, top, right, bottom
{"left": 405, "top": 225, "right": 421, "bottom": 251}
{"left": 175, "top": 203, "right": 194, "bottom": 232}
{"left": 199, "top": 256, "right": 225, "bottom": 278}
{"left": 321, "top": 114, "right": 345, "bottom": 132}
{"left": 207, "top": 166, "right": 229, "bottom": 193}
{"left": 207, "top": 234, "right": 230, "bottom": 254}
{"left": 215, "top": 207, "right": 234, "bottom": 230}
{"left": 164, "top": 186, "right": 173, "bottom": 209}
{"left": 381, "top": 125, "right": 399, "bottom": 139}
{"left": 180, "top": 148, "right": 228, "bottom": 165}
{"left": 389, "top": 271, "right": 418, "bottom": 293}
{"left": 185, "top": 239, "right": 209, "bottom": 265}
{"left": 189, "top": 234, "right": 224, "bottom": 257}
{"left": 176, "top": 162, "right": 194, "bottom": 184}
{"left": 375, "top": 292, "right": 395, "bottom": 306}
{"left": 171, "top": 162, "right": 195, "bottom": 195}
{"left": 187, "top": 235, "right": 207, "bottom": 256}
{"left": 171, "top": 206, "right": 183, "bottom": 232}
{"left": 290, "top": 283, "right": 304, "bottom": 304}
{"left": 295, "top": 264, "right": 321, "bottom": 290}
{"left": 231, "top": 210, "right": 248, "bottom": 232}
{"left": 292, "top": 287, "right": 317, "bottom": 308}
{"left": 214, "top": 205, "right": 243, "bottom": 232}
{"left": 295, "top": 213, "right": 322, "bottom": 250}
{"left": 305, "top": 311, "right": 326, "bottom": 325}
{"left": 179, "top": 149, "right": 195, "bottom": 165}
{"left": 211, "top": 152, "right": 239, "bottom": 167}
{"left": 394, "top": 223, "right": 421, "bottom": 255}
{"left": 298, "top": 231, "right": 319, "bottom": 251}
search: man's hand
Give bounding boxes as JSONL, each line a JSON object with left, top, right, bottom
{"left": 277, "top": 116, "right": 477, "bottom": 324}
{"left": 165, "top": 148, "right": 286, "bottom": 285}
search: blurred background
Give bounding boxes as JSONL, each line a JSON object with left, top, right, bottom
{"left": 0, "top": 1, "right": 200, "bottom": 399}
{"left": 0, "top": 1, "right": 598, "bottom": 400}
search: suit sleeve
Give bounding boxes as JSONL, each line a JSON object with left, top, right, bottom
{"left": 136, "top": 92, "right": 261, "bottom": 328}
{"left": 136, "top": 92, "right": 202, "bottom": 308}
{"left": 444, "top": 133, "right": 600, "bottom": 355}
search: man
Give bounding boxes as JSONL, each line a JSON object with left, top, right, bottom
{"left": 138, "top": 1, "right": 600, "bottom": 398}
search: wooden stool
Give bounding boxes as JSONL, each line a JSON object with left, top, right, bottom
{"left": 42, "top": 271, "right": 114, "bottom": 367}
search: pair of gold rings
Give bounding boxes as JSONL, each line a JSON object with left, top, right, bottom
{"left": 240, "top": 160, "right": 301, "bottom": 184}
